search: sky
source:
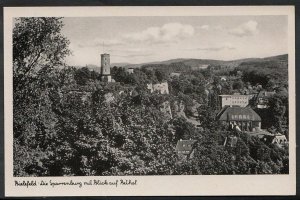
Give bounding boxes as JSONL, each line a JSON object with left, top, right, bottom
{"left": 61, "top": 16, "right": 288, "bottom": 66}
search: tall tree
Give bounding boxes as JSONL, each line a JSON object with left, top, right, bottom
{"left": 13, "top": 17, "right": 70, "bottom": 93}
{"left": 13, "top": 17, "right": 71, "bottom": 176}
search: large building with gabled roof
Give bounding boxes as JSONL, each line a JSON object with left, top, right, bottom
{"left": 216, "top": 106, "right": 261, "bottom": 132}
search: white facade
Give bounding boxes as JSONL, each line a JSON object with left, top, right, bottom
{"left": 219, "top": 95, "right": 249, "bottom": 108}
{"left": 127, "top": 68, "right": 134, "bottom": 74}
{"left": 147, "top": 82, "right": 169, "bottom": 94}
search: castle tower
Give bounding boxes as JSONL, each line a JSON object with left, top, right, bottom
{"left": 100, "top": 53, "right": 112, "bottom": 82}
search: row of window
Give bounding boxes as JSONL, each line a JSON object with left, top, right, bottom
{"left": 224, "top": 97, "right": 248, "bottom": 100}
{"left": 230, "top": 114, "right": 252, "bottom": 120}
{"left": 182, "top": 144, "right": 192, "bottom": 147}
{"left": 232, "top": 97, "right": 248, "bottom": 99}
{"left": 231, "top": 101, "right": 248, "bottom": 104}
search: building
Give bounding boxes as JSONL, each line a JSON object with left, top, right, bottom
{"left": 100, "top": 53, "right": 112, "bottom": 82}
{"left": 170, "top": 72, "right": 181, "bottom": 77}
{"left": 127, "top": 68, "right": 134, "bottom": 74}
{"left": 219, "top": 94, "right": 249, "bottom": 108}
{"left": 261, "top": 133, "right": 288, "bottom": 148}
{"left": 147, "top": 82, "right": 169, "bottom": 94}
{"left": 255, "top": 91, "right": 276, "bottom": 108}
{"left": 217, "top": 106, "right": 262, "bottom": 132}
{"left": 191, "top": 64, "right": 209, "bottom": 70}
{"left": 175, "top": 139, "right": 197, "bottom": 159}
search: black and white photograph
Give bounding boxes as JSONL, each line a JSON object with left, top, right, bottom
{"left": 5, "top": 6, "right": 296, "bottom": 196}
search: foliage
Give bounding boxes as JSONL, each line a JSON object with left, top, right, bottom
{"left": 74, "top": 67, "right": 92, "bottom": 85}
{"left": 197, "top": 104, "right": 220, "bottom": 131}
{"left": 238, "top": 60, "right": 288, "bottom": 89}
{"left": 13, "top": 17, "right": 71, "bottom": 93}
{"left": 232, "top": 79, "right": 244, "bottom": 90}
{"left": 171, "top": 117, "right": 198, "bottom": 140}
{"left": 13, "top": 17, "right": 289, "bottom": 176}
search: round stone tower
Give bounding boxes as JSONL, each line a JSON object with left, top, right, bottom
{"left": 100, "top": 53, "right": 112, "bottom": 82}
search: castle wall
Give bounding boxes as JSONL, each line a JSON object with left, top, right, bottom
{"left": 147, "top": 82, "right": 169, "bottom": 94}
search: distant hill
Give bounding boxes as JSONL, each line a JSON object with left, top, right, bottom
{"left": 119, "top": 58, "right": 224, "bottom": 69}
{"left": 77, "top": 54, "right": 288, "bottom": 71}
{"left": 111, "top": 62, "right": 132, "bottom": 67}
{"left": 262, "top": 54, "right": 288, "bottom": 62}
{"left": 236, "top": 54, "right": 288, "bottom": 87}
{"left": 238, "top": 54, "right": 288, "bottom": 69}
{"left": 121, "top": 54, "right": 288, "bottom": 69}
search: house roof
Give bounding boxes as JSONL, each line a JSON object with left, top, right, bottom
{"left": 219, "top": 94, "right": 249, "bottom": 98}
{"left": 217, "top": 106, "right": 261, "bottom": 121}
{"left": 175, "top": 139, "right": 197, "bottom": 154}
{"left": 261, "top": 134, "right": 287, "bottom": 144}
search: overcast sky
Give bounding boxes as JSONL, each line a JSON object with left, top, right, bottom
{"left": 61, "top": 16, "right": 288, "bottom": 66}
